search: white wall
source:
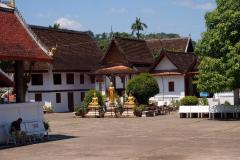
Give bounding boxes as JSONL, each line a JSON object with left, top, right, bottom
{"left": 0, "top": 102, "right": 44, "bottom": 144}
{"left": 154, "top": 57, "right": 177, "bottom": 70}
{"left": 154, "top": 75, "right": 185, "bottom": 101}
{"left": 27, "top": 67, "right": 95, "bottom": 112}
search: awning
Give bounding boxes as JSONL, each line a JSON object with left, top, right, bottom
{"left": 151, "top": 72, "right": 182, "bottom": 76}
{"left": 93, "top": 65, "right": 138, "bottom": 75}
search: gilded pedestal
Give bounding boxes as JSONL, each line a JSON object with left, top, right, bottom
{"left": 86, "top": 106, "right": 100, "bottom": 118}
{"left": 122, "top": 104, "right": 135, "bottom": 117}
{"left": 104, "top": 104, "right": 117, "bottom": 118}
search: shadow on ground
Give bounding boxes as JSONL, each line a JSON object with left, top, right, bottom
{"left": 0, "top": 134, "right": 78, "bottom": 150}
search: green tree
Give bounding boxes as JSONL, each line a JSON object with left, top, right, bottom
{"left": 195, "top": 0, "right": 240, "bottom": 105}
{"left": 49, "top": 23, "right": 61, "bottom": 29}
{"left": 131, "top": 17, "right": 148, "bottom": 39}
{"left": 126, "top": 73, "right": 159, "bottom": 104}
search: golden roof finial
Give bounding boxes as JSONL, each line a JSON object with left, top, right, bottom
{"left": 9, "top": 0, "right": 16, "bottom": 8}
{"left": 48, "top": 44, "right": 58, "bottom": 56}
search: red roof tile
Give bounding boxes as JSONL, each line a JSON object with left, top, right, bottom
{"left": 0, "top": 8, "right": 52, "bottom": 62}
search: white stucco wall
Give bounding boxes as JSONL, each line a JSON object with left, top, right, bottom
{"left": 155, "top": 57, "right": 177, "bottom": 70}
{"left": 0, "top": 102, "right": 44, "bottom": 144}
{"left": 27, "top": 67, "right": 95, "bottom": 112}
{"left": 154, "top": 75, "right": 185, "bottom": 101}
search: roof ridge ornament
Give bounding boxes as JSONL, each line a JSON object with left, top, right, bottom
{"left": 48, "top": 44, "right": 58, "bottom": 56}
{"left": 8, "top": 0, "right": 15, "bottom": 8}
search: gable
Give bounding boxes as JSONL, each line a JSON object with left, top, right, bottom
{"left": 102, "top": 42, "right": 129, "bottom": 66}
{"left": 0, "top": 8, "right": 51, "bottom": 62}
{"left": 154, "top": 56, "right": 177, "bottom": 71}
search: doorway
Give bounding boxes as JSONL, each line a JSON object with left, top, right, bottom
{"left": 68, "top": 92, "right": 74, "bottom": 112}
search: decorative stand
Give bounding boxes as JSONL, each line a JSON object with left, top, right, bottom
{"left": 104, "top": 104, "right": 116, "bottom": 118}
{"left": 86, "top": 105, "right": 100, "bottom": 118}
{"left": 122, "top": 104, "right": 135, "bottom": 117}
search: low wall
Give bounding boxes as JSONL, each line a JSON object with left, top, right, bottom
{"left": 0, "top": 102, "right": 44, "bottom": 145}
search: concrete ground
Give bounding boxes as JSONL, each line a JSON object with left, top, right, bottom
{"left": 1, "top": 112, "right": 240, "bottom": 160}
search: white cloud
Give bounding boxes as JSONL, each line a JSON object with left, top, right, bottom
{"left": 173, "top": 0, "right": 215, "bottom": 10}
{"left": 55, "top": 17, "right": 83, "bottom": 30}
{"left": 109, "top": 8, "right": 127, "bottom": 14}
{"left": 142, "top": 9, "right": 155, "bottom": 14}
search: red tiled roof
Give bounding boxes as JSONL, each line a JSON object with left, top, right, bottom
{"left": 0, "top": 8, "right": 52, "bottom": 62}
{"left": 30, "top": 25, "right": 103, "bottom": 72}
{"left": 0, "top": 69, "right": 14, "bottom": 87}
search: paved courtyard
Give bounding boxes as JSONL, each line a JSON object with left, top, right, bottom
{"left": 1, "top": 112, "right": 240, "bottom": 160}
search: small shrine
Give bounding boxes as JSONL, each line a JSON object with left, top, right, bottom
{"left": 122, "top": 93, "right": 136, "bottom": 117}
{"left": 86, "top": 91, "right": 101, "bottom": 118}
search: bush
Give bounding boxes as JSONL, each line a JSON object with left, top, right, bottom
{"left": 180, "top": 96, "right": 199, "bottom": 106}
{"left": 171, "top": 100, "right": 181, "bottom": 110}
{"left": 224, "top": 101, "right": 231, "bottom": 106}
{"left": 199, "top": 98, "right": 209, "bottom": 106}
{"left": 43, "top": 106, "right": 54, "bottom": 113}
{"left": 133, "top": 105, "right": 146, "bottom": 117}
{"left": 126, "top": 73, "right": 159, "bottom": 104}
{"left": 83, "top": 90, "right": 104, "bottom": 107}
{"left": 74, "top": 104, "right": 87, "bottom": 117}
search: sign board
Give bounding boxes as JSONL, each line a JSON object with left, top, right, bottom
{"left": 200, "top": 92, "right": 209, "bottom": 97}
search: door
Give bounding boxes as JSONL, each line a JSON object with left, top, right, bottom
{"left": 68, "top": 92, "right": 74, "bottom": 112}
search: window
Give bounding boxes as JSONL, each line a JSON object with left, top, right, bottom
{"left": 90, "top": 76, "right": 95, "bottom": 84}
{"left": 35, "top": 93, "right": 42, "bottom": 102}
{"left": 81, "top": 92, "right": 85, "bottom": 102}
{"left": 53, "top": 74, "right": 62, "bottom": 85}
{"left": 66, "top": 73, "right": 74, "bottom": 84}
{"left": 80, "top": 74, "right": 84, "bottom": 84}
{"left": 168, "top": 81, "right": 175, "bottom": 92}
{"left": 31, "top": 74, "right": 43, "bottom": 85}
{"left": 56, "top": 93, "right": 61, "bottom": 103}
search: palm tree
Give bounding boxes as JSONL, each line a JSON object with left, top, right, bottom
{"left": 131, "top": 17, "right": 148, "bottom": 39}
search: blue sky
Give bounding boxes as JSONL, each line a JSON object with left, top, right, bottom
{"left": 16, "top": 0, "right": 216, "bottom": 40}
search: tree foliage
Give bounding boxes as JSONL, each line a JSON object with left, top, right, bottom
{"left": 131, "top": 17, "right": 148, "bottom": 39}
{"left": 49, "top": 23, "right": 61, "bottom": 29}
{"left": 195, "top": 0, "right": 240, "bottom": 94}
{"left": 126, "top": 73, "right": 159, "bottom": 104}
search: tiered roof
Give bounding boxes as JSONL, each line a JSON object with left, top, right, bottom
{"left": 146, "top": 37, "right": 193, "bottom": 54}
{"left": 0, "top": 6, "right": 52, "bottom": 62}
{"left": 100, "top": 36, "right": 195, "bottom": 74}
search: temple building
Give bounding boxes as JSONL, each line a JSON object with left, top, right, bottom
{"left": 94, "top": 36, "right": 197, "bottom": 105}
{"left": 26, "top": 26, "right": 102, "bottom": 112}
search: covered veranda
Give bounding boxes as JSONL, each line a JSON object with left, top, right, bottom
{"left": 92, "top": 65, "right": 139, "bottom": 96}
